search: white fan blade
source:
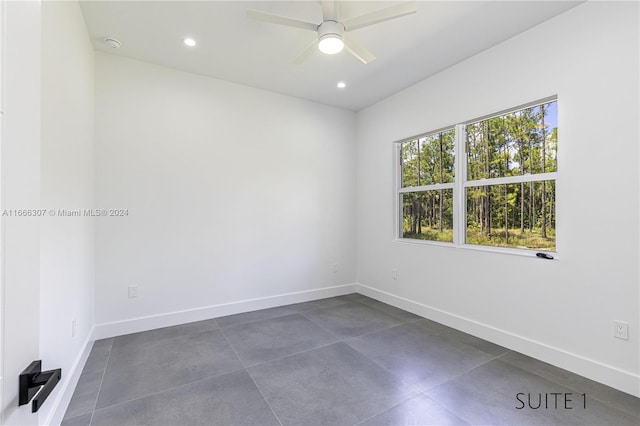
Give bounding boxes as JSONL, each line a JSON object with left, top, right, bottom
{"left": 292, "top": 38, "right": 318, "bottom": 64}
{"left": 344, "top": 36, "right": 376, "bottom": 64}
{"left": 247, "top": 10, "right": 318, "bottom": 32}
{"left": 342, "top": 1, "right": 416, "bottom": 32}
{"left": 321, "top": 0, "right": 338, "bottom": 21}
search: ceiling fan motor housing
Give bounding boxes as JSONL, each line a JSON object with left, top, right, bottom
{"left": 318, "top": 20, "right": 344, "bottom": 42}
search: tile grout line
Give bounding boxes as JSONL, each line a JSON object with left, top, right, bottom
{"left": 232, "top": 317, "right": 420, "bottom": 373}
{"left": 213, "top": 319, "right": 247, "bottom": 371}
{"left": 219, "top": 311, "right": 341, "bottom": 369}
{"left": 408, "top": 353, "right": 514, "bottom": 426}
{"left": 243, "top": 368, "right": 285, "bottom": 426}
{"left": 88, "top": 339, "right": 114, "bottom": 426}
{"left": 216, "top": 297, "right": 355, "bottom": 330}
{"left": 296, "top": 311, "right": 344, "bottom": 340}
{"left": 415, "top": 391, "right": 473, "bottom": 426}
{"left": 86, "top": 366, "right": 249, "bottom": 416}
{"left": 352, "top": 393, "right": 420, "bottom": 426}
{"left": 340, "top": 336, "right": 423, "bottom": 391}
{"left": 228, "top": 300, "right": 427, "bottom": 373}
{"left": 88, "top": 327, "right": 249, "bottom": 415}
{"left": 424, "top": 350, "right": 511, "bottom": 393}
{"left": 247, "top": 340, "right": 342, "bottom": 369}
{"left": 351, "top": 390, "right": 471, "bottom": 426}
{"left": 216, "top": 318, "right": 285, "bottom": 426}
{"left": 297, "top": 304, "right": 416, "bottom": 344}
{"left": 356, "top": 300, "right": 424, "bottom": 323}
{"left": 217, "top": 310, "right": 296, "bottom": 330}
{"left": 338, "top": 317, "right": 421, "bottom": 341}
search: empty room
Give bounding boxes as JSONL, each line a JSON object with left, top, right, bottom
{"left": 1, "top": 0, "right": 638, "bottom": 425}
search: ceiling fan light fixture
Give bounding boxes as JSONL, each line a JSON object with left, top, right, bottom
{"left": 317, "top": 20, "right": 345, "bottom": 55}
{"left": 318, "top": 34, "right": 344, "bottom": 54}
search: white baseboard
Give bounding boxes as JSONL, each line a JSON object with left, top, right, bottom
{"left": 94, "top": 283, "right": 357, "bottom": 340}
{"left": 356, "top": 283, "right": 640, "bottom": 398}
{"left": 44, "top": 327, "right": 95, "bottom": 426}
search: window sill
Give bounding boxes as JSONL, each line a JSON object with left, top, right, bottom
{"left": 394, "top": 238, "right": 558, "bottom": 260}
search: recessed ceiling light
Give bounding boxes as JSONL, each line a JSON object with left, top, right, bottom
{"left": 183, "top": 38, "right": 197, "bottom": 47}
{"left": 337, "top": 81, "right": 346, "bottom": 89}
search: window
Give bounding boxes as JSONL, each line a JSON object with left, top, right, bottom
{"left": 399, "top": 129, "right": 455, "bottom": 242}
{"left": 396, "top": 98, "right": 557, "bottom": 253}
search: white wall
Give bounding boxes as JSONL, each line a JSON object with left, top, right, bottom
{"left": 94, "top": 53, "right": 356, "bottom": 332}
{"left": 39, "top": 1, "right": 95, "bottom": 424}
{"left": 0, "top": 2, "right": 41, "bottom": 425}
{"left": 356, "top": 1, "right": 639, "bottom": 396}
{"left": 1, "top": 1, "right": 42, "bottom": 424}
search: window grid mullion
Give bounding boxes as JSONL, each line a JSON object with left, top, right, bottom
{"left": 463, "top": 172, "right": 557, "bottom": 188}
{"left": 455, "top": 124, "right": 467, "bottom": 246}
{"left": 399, "top": 183, "right": 454, "bottom": 193}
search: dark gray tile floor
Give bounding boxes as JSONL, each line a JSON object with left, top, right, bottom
{"left": 62, "top": 294, "right": 640, "bottom": 426}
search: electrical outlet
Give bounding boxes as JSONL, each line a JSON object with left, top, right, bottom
{"left": 332, "top": 263, "right": 340, "bottom": 273}
{"left": 613, "top": 321, "right": 629, "bottom": 340}
{"left": 128, "top": 285, "right": 138, "bottom": 298}
{"left": 391, "top": 269, "right": 398, "bottom": 280}
{"left": 71, "top": 318, "right": 76, "bottom": 338}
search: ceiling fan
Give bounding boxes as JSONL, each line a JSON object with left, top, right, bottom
{"left": 246, "top": 0, "right": 416, "bottom": 64}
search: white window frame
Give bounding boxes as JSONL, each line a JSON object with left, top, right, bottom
{"left": 394, "top": 96, "right": 558, "bottom": 258}
{"left": 395, "top": 127, "right": 457, "bottom": 246}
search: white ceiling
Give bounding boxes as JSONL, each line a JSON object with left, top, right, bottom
{"left": 80, "top": 1, "right": 581, "bottom": 111}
